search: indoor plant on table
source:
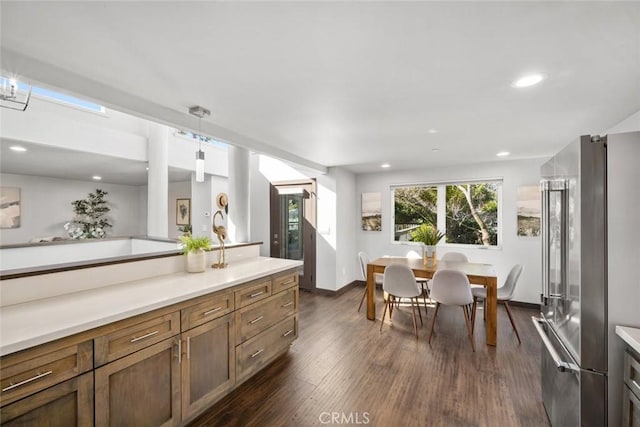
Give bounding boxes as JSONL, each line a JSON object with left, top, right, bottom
{"left": 410, "top": 223, "right": 445, "bottom": 264}
{"left": 179, "top": 235, "right": 211, "bottom": 273}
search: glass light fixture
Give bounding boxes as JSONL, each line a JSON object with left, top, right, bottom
{"left": 0, "top": 76, "right": 32, "bottom": 111}
{"left": 195, "top": 149, "right": 205, "bottom": 182}
{"left": 188, "top": 105, "right": 211, "bottom": 183}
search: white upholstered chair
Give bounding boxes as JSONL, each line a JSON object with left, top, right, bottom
{"left": 379, "top": 264, "right": 423, "bottom": 339}
{"left": 440, "top": 252, "right": 469, "bottom": 262}
{"left": 472, "top": 264, "right": 524, "bottom": 343}
{"left": 428, "top": 269, "right": 476, "bottom": 351}
{"left": 357, "top": 252, "right": 383, "bottom": 312}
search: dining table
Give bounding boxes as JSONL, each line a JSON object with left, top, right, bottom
{"left": 366, "top": 257, "right": 499, "bottom": 346}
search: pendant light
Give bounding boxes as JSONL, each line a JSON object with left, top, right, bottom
{"left": 188, "top": 106, "right": 211, "bottom": 183}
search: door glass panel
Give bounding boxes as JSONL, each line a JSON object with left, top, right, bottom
{"left": 279, "top": 194, "right": 303, "bottom": 260}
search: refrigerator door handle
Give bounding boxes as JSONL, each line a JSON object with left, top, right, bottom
{"left": 540, "top": 181, "right": 550, "bottom": 305}
{"left": 532, "top": 317, "right": 579, "bottom": 373}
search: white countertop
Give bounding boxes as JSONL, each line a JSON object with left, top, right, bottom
{"left": 616, "top": 325, "right": 640, "bottom": 355}
{"left": 0, "top": 256, "right": 301, "bottom": 356}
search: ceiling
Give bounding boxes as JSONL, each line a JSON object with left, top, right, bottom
{"left": 1, "top": 2, "right": 639, "bottom": 174}
{"left": 0, "top": 139, "right": 191, "bottom": 186}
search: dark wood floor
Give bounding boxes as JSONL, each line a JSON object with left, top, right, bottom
{"left": 188, "top": 285, "right": 550, "bottom": 427}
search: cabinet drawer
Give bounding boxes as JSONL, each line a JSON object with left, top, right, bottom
{"left": 625, "top": 351, "right": 640, "bottom": 399}
{"left": 235, "top": 279, "right": 271, "bottom": 308}
{"left": 181, "top": 291, "right": 234, "bottom": 331}
{"left": 0, "top": 371, "right": 93, "bottom": 426}
{"left": 236, "top": 315, "right": 297, "bottom": 383}
{"left": 1, "top": 340, "right": 93, "bottom": 407}
{"left": 236, "top": 288, "right": 297, "bottom": 343}
{"left": 623, "top": 384, "right": 640, "bottom": 426}
{"left": 272, "top": 271, "right": 298, "bottom": 294}
{"left": 94, "top": 311, "right": 180, "bottom": 366}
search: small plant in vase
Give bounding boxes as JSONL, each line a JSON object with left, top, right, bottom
{"left": 64, "top": 189, "right": 112, "bottom": 239}
{"left": 179, "top": 235, "right": 211, "bottom": 273}
{"left": 410, "top": 223, "right": 445, "bottom": 264}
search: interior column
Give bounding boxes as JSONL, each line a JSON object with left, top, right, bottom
{"left": 228, "top": 146, "right": 250, "bottom": 243}
{"left": 147, "top": 123, "right": 169, "bottom": 238}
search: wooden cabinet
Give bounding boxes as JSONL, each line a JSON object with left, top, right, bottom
{"left": 95, "top": 337, "right": 182, "bottom": 427}
{"left": 94, "top": 310, "right": 181, "bottom": 367}
{"left": 624, "top": 350, "right": 640, "bottom": 426}
{"left": 181, "top": 313, "right": 235, "bottom": 420}
{"left": 0, "top": 372, "right": 93, "bottom": 426}
{"left": 0, "top": 267, "right": 298, "bottom": 427}
{"left": 236, "top": 316, "right": 297, "bottom": 383}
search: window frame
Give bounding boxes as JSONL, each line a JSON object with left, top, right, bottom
{"left": 390, "top": 178, "right": 503, "bottom": 249}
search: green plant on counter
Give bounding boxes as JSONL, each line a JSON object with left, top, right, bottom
{"left": 410, "top": 223, "right": 445, "bottom": 246}
{"left": 178, "top": 235, "right": 211, "bottom": 254}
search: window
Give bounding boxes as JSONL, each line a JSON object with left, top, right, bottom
{"left": 392, "top": 180, "right": 501, "bottom": 247}
{"left": 393, "top": 185, "right": 437, "bottom": 242}
{"left": 445, "top": 182, "right": 499, "bottom": 246}
{"left": 175, "top": 129, "right": 228, "bottom": 149}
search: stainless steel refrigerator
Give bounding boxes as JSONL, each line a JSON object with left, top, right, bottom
{"left": 534, "top": 131, "right": 640, "bottom": 426}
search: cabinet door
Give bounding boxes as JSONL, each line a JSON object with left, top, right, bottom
{"left": 0, "top": 372, "right": 93, "bottom": 427}
{"left": 181, "top": 312, "right": 235, "bottom": 420}
{"left": 95, "top": 337, "right": 181, "bottom": 427}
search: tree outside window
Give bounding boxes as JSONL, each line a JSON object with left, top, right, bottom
{"left": 392, "top": 181, "right": 500, "bottom": 246}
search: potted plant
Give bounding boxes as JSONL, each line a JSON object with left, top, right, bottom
{"left": 179, "top": 235, "right": 211, "bottom": 273}
{"left": 410, "top": 223, "right": 445, "bottom": 264}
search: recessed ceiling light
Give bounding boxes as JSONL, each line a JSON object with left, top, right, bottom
{"left": 428, "top": 129, "right": 438, "bottom": 134}
{"left": 432, "top": 148, "right": 440, "bottom": 152}
{"left": 9, "top": 146, "right": 27, "bottom": 152}
{"left": 496, "top": 151, "right": 510, "bottom": 157}
{"left": 512, "top": 73, "right": 546, "bottom": 88}
{"left": 381, "top": 163, "right": 391, "bottom": 168}
{"left": 145, "top": 167, "right": 149, "bottom": 171}
{"left": 92, "top": 175, "right": 102, "bottom": 180}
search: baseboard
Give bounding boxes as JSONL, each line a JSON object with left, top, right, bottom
{"left": 301, "top": 280, "right": 363, "bottom": 297}
{"left": 509, "top": 300, "right": 539, "bottom": 310}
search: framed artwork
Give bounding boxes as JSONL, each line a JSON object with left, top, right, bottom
{"left": 176, "top": 198, "right": 191, "bottom": 225}
{"left": 517, "top": 186, "right": 541, "bottom": 237}
{"left": 361, "top": 192, "right": 382, "bottom": 231}
{"left": 0, "top": 187, "right": 21, "bottom": 228}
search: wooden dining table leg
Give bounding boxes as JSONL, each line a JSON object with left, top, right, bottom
{"left": 485, "top": 276, "right": 498, "bottom": 346}
{"left": 366, "top": 263, "right": 375, "bottom": 320}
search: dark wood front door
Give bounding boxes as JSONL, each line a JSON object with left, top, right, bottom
{"left": 270, "top": 180, "right": 316, "bottom": 291}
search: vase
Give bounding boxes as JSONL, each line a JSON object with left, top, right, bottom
{"left": 185, "top": 249, "right": 206, "bottom": 273}
{"left": 423, "top": 245, "right": 436, "bottom": 266}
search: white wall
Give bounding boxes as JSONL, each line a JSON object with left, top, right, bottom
{"left": 249, "top": 154, "right": 358, "bottom": 291}
{"left": 356, "top": 158, "right": 545, "bottom": 304}
{"left": 605, "top": 109, "right": 640, "bottom": 134}
{"left": 0, "top": 174, "right": 146, "bottom": 245}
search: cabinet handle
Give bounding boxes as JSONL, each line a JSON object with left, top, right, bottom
{"left": 130, "top": 330, "right": 159, "bottom": 343}
{"left": 176, "top": 339, "right": 182, "bottom": 364}
{"left": 282, "top": 329, "right": 294, "bottom": 337}
{"left": 249, "top": 291, "right": 264, "bottom": 298}
{"left": 203, "top": 307, "right": 222, "bottom": 316}
{"left": 632, "top": 379, "right": 640, "bottom": 391}
{"left": 2, "top": 370, "right": 53, "bottom": 392}
{"left": 249, "top": 315, "right": 264, "bottom": 324}
{"left": 281, "top": 302, "right": 293, "bottom": 308}
{"left": 186, "top": 336, "right": 191, "bottom": 360}
{"left": 281, "top": 279, "right": 295, "bottom": 285}
{"left": 250, "top": 349, "right": 264, "bottom": 358}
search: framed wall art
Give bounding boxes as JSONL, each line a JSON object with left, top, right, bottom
{"left": 361, "top": 192, "right": 381, "bottom": 231}
{"left": 517, "top": 185, "right": 541, "bottom": 237}
{"left": 0, "top": 187, "right": 21, "bottom": 228}
{"left": 176, "top": 198, "right": 191, "bottom": 226}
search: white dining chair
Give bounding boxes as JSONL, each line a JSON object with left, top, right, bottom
{"left": 357, "top": 252, "right": 383, "bottom": 312}
{"left": 428, "top": 269, "right": 476, "bottom": 351}
{"left": 440, "top": 252, "right": 469, "bottom": 262}
{"left": 379, "top": 263, "right": 423, "bottom": 339}
{"left": 472, "top": 264, "right": 524, "bottom": 343}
